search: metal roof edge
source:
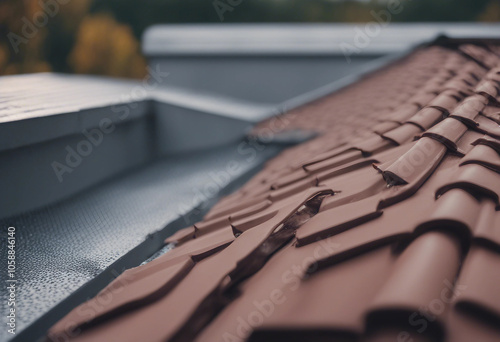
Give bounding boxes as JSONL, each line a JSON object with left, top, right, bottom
{"left": 142, "top": 23, "right": 500, "bottom": 56}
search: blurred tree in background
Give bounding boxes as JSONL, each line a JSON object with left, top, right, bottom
{"left": 0, "top": 0, "right": 146, "bottom": 77}
{"left": 68, "top": 13, "right": 146, "bottom": 78}
{"left": 0, "top": 0, "right": 498, "bottom": 78}
{"left": 0, "top": 0, "right": 51, "bottom": 74}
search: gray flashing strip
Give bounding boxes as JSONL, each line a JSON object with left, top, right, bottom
{"left": 0, "top": 74, "right": 270, "bottom": 153}
{"left": 142, "top": 23, "right": 500, "bottom": 56}
{"left": 150, "top": 87, "right": 271, "bottom": 122}
{"left": 0, "top": 73, "right": 267, "bottom": 124}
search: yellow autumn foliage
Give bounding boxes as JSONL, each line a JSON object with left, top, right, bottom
{"left": 68, "top": 13, "right": 146, "bottom": 78}
{"left": 0, "top": 0, "right": 49, "bottom": 74}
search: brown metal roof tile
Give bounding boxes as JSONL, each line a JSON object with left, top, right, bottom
{"left": 385, "top": 103, "right": 421, "bottom": 124}
{"left": 427, "top": 89, "right": 464, "bottom": 114}
{"left": 316, "top": 158, "right": 379, "bottom": 183}
{"left": 474, "top": 115, "right": 500, "bottom": 139}
{"left": 301, "top": 185, "right": 436, "bottom": 265}
{"left": 296, "top": 196, "right": 382, "bottom": 246}
{"left": 270, "top": 169, "right": 309, "bottom": 190}
{"left": 436, "top": 164, "right": 500, "bottom": 208}
{"left": 417, "top": 188, "right": 480, "bottom": 242}
{"left": 164, "top": 226, "right": 196, "bottom": 245}
{"left": 408, "top": 91, "right": 441, "bottom": 107}
{"left": 193, "top": 215, "right": 231, "bottom": 236}
{"left": 375, "top": 137, "right": 446, "bottom": 187}
{"left": 459, "top": 44, "right": 500, "bottom": 69}
{"left": 163, "top": 228, "right": 235, "bottom": 265}
{"left": 319, "top": 175, "right": 385, "bottom": 212}
{"left": 366, "top": 231, "right": 462, "bottom": 341}
{"left": 228, "top": 199, "right": 273, "bottom": 222}
{"left": 486, "top": 66, "right": 500, "bottom": 82}
{"left": 481, "top": 106, "right": 500, "bottom": 124}
{"left": 380, "top": 123, "right": 422, "bottom": 146}
{"left": 454, "top": 129, "right": 485, "bottom": 154}
{"left": 204, "top": 194, "right": 271, "bottom": 220}
{"left": 231, "top": 209, "right": 280, "bottom": 233}
{"left": 249, "top": 245, "right": 396, "bottom": 341}
{"left": 351, "top": 135, "right": 396, "bottom": 154}
{"left": 303, "top": 150, "right": 363, "bottom": 173}
{"left": 471, "top": 135, "right": 500, "bottom": 153}
{"left": 407, "top": 107, "right": 445, "bottom": 130}
{"left": 372, "top": 121, "right": 401, "bottom": 135}
{"left": 460, "top": 143, "right": 500, "bottom": 173}
{"left": 454, "top": 246, "right": 500, "bottom": 323}
{"left": 295, "top": 144, "right": 353, "bottom": 168}
{"left": 453, "top": 94, "right": 488, "bottom": 119}
{"left": 267, "top": 177, "right": 318, "bottom": 202}
{"left": 442, "top": 78, "right": 474, "bottom": 95}
{"left": 475, "top": 80, "right": 500, "bottom": 103}
{"left": 473, "top": 199, "right": 500, "bottom": 251}
{"left": 422, "top": 118, "right": 469, "bottom": 153}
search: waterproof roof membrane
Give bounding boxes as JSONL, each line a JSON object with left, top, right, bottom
{"left": 48, "top": 42, "right": 500, "bottom": 342}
